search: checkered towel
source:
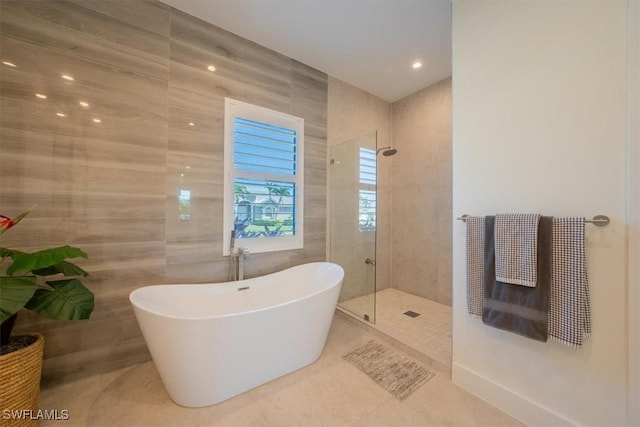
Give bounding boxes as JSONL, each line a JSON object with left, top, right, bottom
{"left": 549, "top": 217, "right": 591, "bottom": 347}
{"left": 465, "top": 216, "right": 485, "bottom": 316}
{"left": 494, "top": 214, "right": 542, "bottom": 287}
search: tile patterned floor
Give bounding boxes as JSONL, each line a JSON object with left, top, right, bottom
{"left": 340, "top": 289, "right": 452, "bottom": 370}
{"left": 38, "top": 315, "right": 522, "bottom": 427}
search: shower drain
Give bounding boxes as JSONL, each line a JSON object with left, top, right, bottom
{"left": 403, "top": 310, "right": 421, "bottom": 318}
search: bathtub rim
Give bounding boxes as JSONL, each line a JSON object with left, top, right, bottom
{"left": 129, "top": 261, "right": 344, "bottom": 321}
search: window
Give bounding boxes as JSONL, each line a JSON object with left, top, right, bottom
{"left": 359, "top": 147, "right": 376, "bottom": 231}
{"left": 223, "top": 98, "right": 304, "bottom": 255}
{"left": 178, "top": 189, "right": 191, "bottom": 221}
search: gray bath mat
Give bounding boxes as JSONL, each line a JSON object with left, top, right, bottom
{"left": 343, "top": 340, "right": 434, "bottom": 400}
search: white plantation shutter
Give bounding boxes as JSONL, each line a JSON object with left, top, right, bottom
{"left": 359, "top": 148, "right": 376, "bottom": 231}
{"left": 233, "top": 118, "right": 297, "bottom": 175}
{"left": 359, "top": 147, "right": 376, "bottom": 185}
{"left": 223, "top": 98, "right": 304, "bottom": 255}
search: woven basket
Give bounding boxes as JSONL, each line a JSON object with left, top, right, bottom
{"left": 0, "top": 334, "right": 44, "bottom": 427}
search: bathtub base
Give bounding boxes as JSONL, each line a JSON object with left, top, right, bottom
{"left": 130, "top": 263, "right": 343, "bottom": 408}
{"left": 152, "top": 290, "right": 336, "bottom": 407}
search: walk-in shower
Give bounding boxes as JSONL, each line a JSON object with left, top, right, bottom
{"left": 329, "top": 132, "right": 451, "bottom": 374}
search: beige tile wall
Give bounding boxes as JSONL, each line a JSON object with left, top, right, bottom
{"left": 391, "top": 78, "right": 452, "bottom": 304}
{"left": 0, "top": 0, "right": 327, "bottom": 385}
{"left": 327, "top": 78, "right": 393, "bottom": 297}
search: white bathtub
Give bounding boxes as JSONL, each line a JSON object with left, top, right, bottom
{"left": 129, "top": 262, "right": 344, "bottom": 407}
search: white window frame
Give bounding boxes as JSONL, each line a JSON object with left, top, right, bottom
{"left": 223, "top": 98, "right": 304, "bottom": 255}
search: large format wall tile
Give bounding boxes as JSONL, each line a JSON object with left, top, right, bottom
{"left": 0, "top": 0, "right": 327, "bottom": 384}
{"left": 165, "top": 8, "right": 327, "bottom": 284}
{"left": 0, "top": 0, "right": 171, "bottom": 384}
{"left": 391, "top": 78, "right": 452, "bottom": 305}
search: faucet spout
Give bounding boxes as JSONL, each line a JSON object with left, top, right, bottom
{"left": 237, "top": 247, "right": 250, "bottom": 281}
{"left": 229, "top": 243, "right": 251, "bottom": 281}
{"left": 229, "top": 229, "right": 236, "bottom": 255}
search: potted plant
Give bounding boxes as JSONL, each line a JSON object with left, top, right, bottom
{"left": 0, "top": 207, "right": 94, "bottom": 424}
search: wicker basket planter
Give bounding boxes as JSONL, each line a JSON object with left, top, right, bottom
{"left": 0, "top": 334, "right": 44, "bottom": 427}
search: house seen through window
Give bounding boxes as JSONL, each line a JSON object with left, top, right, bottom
{"left": 223, "top": 99, "right": 304, "bottom": 255}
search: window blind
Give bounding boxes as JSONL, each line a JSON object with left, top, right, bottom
{"left": 359, "top": 147, "right": 376, "bottom": 185}
{"left": 234, "top": 117, "right": 297, "bottom": 176}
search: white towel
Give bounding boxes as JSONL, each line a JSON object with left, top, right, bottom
{"left": 465, "top": 216, "right": 484, "bottom": 316}
{"left": 549, "top": 217, "right": 591, "bottom": 347}
{"left": 494, "top": 213, "right": 542, "bottom": 287}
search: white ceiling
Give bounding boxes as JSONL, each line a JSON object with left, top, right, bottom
{"left": 161, "top": 0, "right": 452, "bottom": 103}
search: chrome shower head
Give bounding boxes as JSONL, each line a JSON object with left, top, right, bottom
{"left": 376, "top": 146, "right": 398, "bottom": 156}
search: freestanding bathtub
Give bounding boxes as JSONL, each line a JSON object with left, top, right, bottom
{"left": 129, "top": 262, "right": 344, "bottom": 407}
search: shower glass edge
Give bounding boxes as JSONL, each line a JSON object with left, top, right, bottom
{"left": 329, "top": 131, "right": 377, "bottom": 324}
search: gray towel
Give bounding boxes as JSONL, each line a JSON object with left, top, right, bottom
{"left": 494, "top": 213, "right": 542, "bottom": 287}
{"left": 483, "top": 216, "right": 552, "bottom": 342}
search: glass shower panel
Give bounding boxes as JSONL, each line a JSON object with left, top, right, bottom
{"left": 330, "top": 132, "right": 377, "bottom": 323}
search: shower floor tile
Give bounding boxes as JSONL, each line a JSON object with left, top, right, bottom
{"left": 340, "top": 288, "right": 452, "bottom": 369}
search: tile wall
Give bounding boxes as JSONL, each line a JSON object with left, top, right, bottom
{"left": 391, "top": 78, "right": 452, "bottom": 304}
{"left": 0, "top": 0, "right": 327, "bottom": 385}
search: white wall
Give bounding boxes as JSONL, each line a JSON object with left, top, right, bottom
{"left": 452, "top": 2, "right": 629, "bottom": 426}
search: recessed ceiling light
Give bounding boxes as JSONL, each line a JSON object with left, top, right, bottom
{"left": 35, "top": 93, "right": 47, "bottom": 99}
{"left": 2, "top": 61, "right": 16, "bottom": 67}
{"left": 62, "top": 74, "right": 74, "bottom": 81}
{"left": 207, "top": 65, "right": 216, "bottom": 72}
{"left": 79, "top": 101, "right": 89, "bottom": 107}
{"left": 412, "top": 61, "right": 423, "bottom": 70}
{"left": 188, "top": 122, "right": 195, "bottom": 127}
{"left": 56, "top": 112, "right": 66, "bottom": 117}
{"left": 92, "top": 118, "right": 101, "bottom": 123}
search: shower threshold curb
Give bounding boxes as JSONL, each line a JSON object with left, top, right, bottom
{"left": 334, "top": 308, "right": 451, "bottom": 377}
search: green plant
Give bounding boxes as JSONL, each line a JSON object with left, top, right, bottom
{"left": 0, "top": 207, "right": 94, "bottom": 346}
{"left": 265, "top": 182, "right": 291, "bottom": 205}
{"left": 234, "top": 183, "right": 249, "bottom": 202}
